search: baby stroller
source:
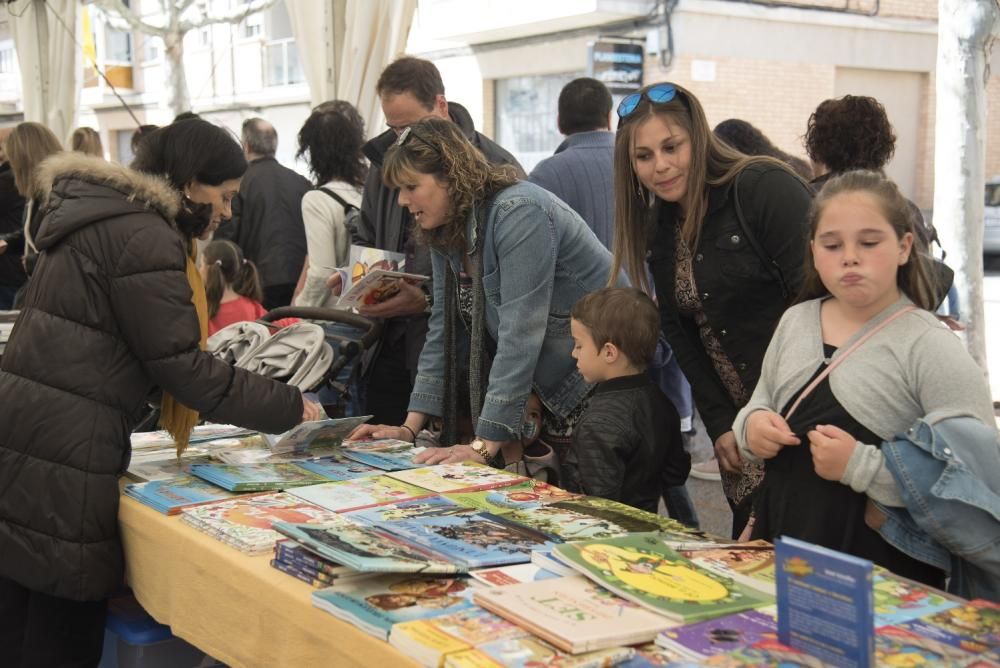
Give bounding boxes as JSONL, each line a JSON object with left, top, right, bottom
{"left": 208, "top": 306, "right": 382, "bottom": 418}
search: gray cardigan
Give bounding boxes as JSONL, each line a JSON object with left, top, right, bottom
{"left": 734, "top": 296, "right": 996, "bottom": 507}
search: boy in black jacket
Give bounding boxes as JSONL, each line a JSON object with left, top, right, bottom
{"left": 564, "top": 288, "right": 690, "bottom": 515}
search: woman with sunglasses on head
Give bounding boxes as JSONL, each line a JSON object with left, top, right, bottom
{"left": 610, "top": 83, "right": 813, "bottom": 538}
{"left": 348, "top": 117, "right": 620, "bottom": 476}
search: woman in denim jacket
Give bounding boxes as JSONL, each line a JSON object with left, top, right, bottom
{"left": 350, "top": 118, "right": 618, "bottom": 472}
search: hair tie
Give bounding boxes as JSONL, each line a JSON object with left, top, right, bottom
{"left": 242, "top": 259, "right": 247, "bottom": 265}
{"left": 214, "top": 259, "right": 223, "bottom": 266}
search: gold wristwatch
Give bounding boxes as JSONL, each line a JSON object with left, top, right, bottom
{"left": 469, "top": 439, "right": 493, "bottom": 462}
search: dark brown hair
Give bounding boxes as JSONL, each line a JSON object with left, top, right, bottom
{"left": 202, "top": 239, "right": 263, "bottom": 318}
{"left": 296, "top": 100, "right": 368, "bottom": 187}
{"left": 800, "top": 170, "right": 939, "bottom": 310}
{"left": 571, "top": 287, "right": 660, "bottom": 368}
{"left": 376, "top": 57, "right": 445, "bottom": 110}
{"left": 382, "top": 118, "right": 519, "bottom": 250}
{"left": 804, "top": 95, "right": 896, "bottom": 173}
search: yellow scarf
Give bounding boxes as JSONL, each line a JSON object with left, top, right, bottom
{"left": 159, "top": 240, "right": 208, "bottom": 456}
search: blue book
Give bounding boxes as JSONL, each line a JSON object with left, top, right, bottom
{"left": 123, "top": 474, "right": 240, "bottom": 515}
{"left": 293, "top": 456, "right": 383, "bottom": 481}
{"left": 379, "top": 510, "right": 559, "bottom": 568}
{"left": 188, "top": 462, "right": 329, "bottom": 491}
{"left": 341, "top": 448, "right": 423, "bottom": 471}
{"left": 311, "top": 575, "right": 476, "bottom": 640}
{"left": 776, "top": 536, "right": 874, "bottom": 668}
{"left": 343, "top": 494, "right": 477, "bottom": 526}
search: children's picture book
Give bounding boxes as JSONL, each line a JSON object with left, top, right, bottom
{"left": 900, "top": 599, "right": 1000, "bottom": 655}
{"left": 553, "top": 533, "right": 772, "bottom": 623}
{"left": 378, "top": 510, "right": 558, "bottom": 569}
{"left": 130, "top": 424, "right": 257, "bottom": 451}
{"left": 188, "top": 462, "right": 329, "bottom": 492}
{"left": 343, "top": 437, "right": 416, "bottom": 452}
{"left": 501, "top": 505, "right": 637, "bottom": 542}
{"left": 444, "top": 480, "right": 580, "bottom": 515}
{"left": 389, "top": 607, "right": 528, "bottom": 668}
{"left": 273, "top": 519, "right": 462, "bottom": 573}
{"left": 342, "top": 447, "right": 426, "bottom": 472}
{"left": 776, "top": 536, "right": 874, "bottom": 668}
{"left": 264, "top": 415, "right": 372, "bottom": 454}
{"left": 311, "top": 575, "right": 476, "bottom": 640}
{"left": 123, "top": 474, "right": 240, "bottom": 515}
{"left": 125, "top": 455, "right": 214, "bottom": 482}
{"left": 673, "top": 541, "right": 776, "bottom": 596}
{"left": 293, "top": 456, "right": 383, "bottom": 481}
{"left": 468, "top": 563, "right": 560, "bottom": 588}
{"left": 874, "top": 625, "right": 995, "bottom": 667}
{"left": 550, "top": 497, "right": 707, "bottom": 540}
{"left": 872, "top": 570, "right": 960, "bottom": 627}
{"left": 288, "top": 475, "right": 433, "bottom": 513}
{"left": 655, "top": 607, "right": 778, "bottom": 661}
{"left": 179, "top": 492, "right": 341, "bottom": 554}
{"left": 447, "top": 639, "right": 635, "bottom": 668}
{"left": 618, "top": 643, "right": 684, "bottom": 667}
{"left": 337, "top": 269, "right": 429, "bottom": 308}
{"left": 695, "top": 638, "right": 831, "bottom": 667}
{"left": 530, "top": 550, "right": 577, "bottom": 577}
{"left": 387, "top": 462, "right": 528, "bottom": 494}
{"left": 344, "top": 494, "right": 478, "bottom": 526}
{"left": 473, "top": 574, "right": 675, "bottom": 653}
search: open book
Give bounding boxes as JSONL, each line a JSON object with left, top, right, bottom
{"left": 332, "top": 245, "right": 428, "bottom": 309}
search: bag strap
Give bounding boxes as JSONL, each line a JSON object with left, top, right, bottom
{"left": 316, "top": 186, "right": 358, "bottom": 213}
{"left": 732, "top": 172, "right": 789, "bottom": 300}
{"left": 783, "top": 305, "right": 917, "bottom": 421}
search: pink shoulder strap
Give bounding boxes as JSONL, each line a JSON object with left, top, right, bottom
{"left": 783, "top": 305, "right": 917, "bottom": 421}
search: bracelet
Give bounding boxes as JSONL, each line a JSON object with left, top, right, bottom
{"left": 401, "top": 425, "right": 417, "bottom": 443}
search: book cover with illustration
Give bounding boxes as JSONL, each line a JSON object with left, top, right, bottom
{"left": 445, "top": 480, "right": 580, "bottom": 515}
{"left": 553, "top": 533, "right": 771, "bottom": 623}
{"left": 872, "top": 570, "right": 960, "bottom": 627}
{"left": 331, "top": 245, "right": 408, "bottom": 293}
{"left": 123, "top": 473, "right": 240, "bottom": 515}
{"left": 382, "top": 510, "right": 558, "bottom": 569}
{"left": 674, "top": 541, "right": 776, "bottom": 595}
{"left": 474, "top": 574, "right": 674, "bottom": 653}
{"left": 264, "top": 415, "right": 372, "bottom": 454}
{"left": 388, "top": 462, "right": 528, "bottom": 494}
{"left": 899, "top": 599, "right": 1000, "bottom": 656}
{"left": 468, "top": 563, "right": 560, "bottom": 588}
{"left": 390, "top": 607, "right": 528, "bottom": 667}
{"left": 342, "top": 447, "right": 425, "bottom": 472}
{"left": 501, "top": 505, "right": 637, "bottom": 542}
{"left": 776, "top": 536, "right": 874, "bottom": 668}
{"left": 875, "top": 625, "right": 996, "bottom": 667}
{"left": 273, "top": 519, "right": 461, "bottom": 573}
{"left": 125, "top": 455, "right": 214, "bottom": 483}
{"left": 293, "top": 456, "right": 383, "bottom": 481}
{"left": 447, "top": 639, "right": 635, "bottom": 668}
{"left": 549, "top": 497, "right": 710, "bottom": 541}
{"left": 343, "top": 437, "right": 415, "bottom": 452}
{"left": 180, "top": 492, "right": 341, "bottom": 554}
{"left": 288, "top": 475, "right": 433, "bottom": 513}
{"left": 337, "top": 269, "right": 428, "bottom": 308}
{"left": 344, "top": 494, "right": 478, "bottom": 526}
{"left": 312, "top": 575, "right": 476, "bottom": 640}
{"left": 696, "top": 639, "right": 831, "bottom": 667}
{"left": 655, "top": 607, "right": 778, "bottom": 660}
{"left": 188, "top": 462, "right": 329, "bottom": 491}
{"left": 618, "top": 643, "right": 683, "bottom": 667}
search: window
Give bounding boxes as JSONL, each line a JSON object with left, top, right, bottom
{"left": 199, "top": 27, "right": 211, "bottom": 48}
{"left": 0, "top": 47, "right": 13, "bottom": 75}
{"left": 105, "top": 28, "right": 132, "bottom": 63}
{"left": 142, "top": 35, "right": 160, "bottom": 63}
{"left": 264, "top": 39, "right": 303, "bottom": 87}
{"left": 494, "top": 72, "right": 583, "bottom": 173}
{"left": 241, "top": 16, "right": 262, "bottom": 39}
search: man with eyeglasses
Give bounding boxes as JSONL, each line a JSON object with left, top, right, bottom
{"left": 343, "top": 56, "right": 523, "bottom": 426}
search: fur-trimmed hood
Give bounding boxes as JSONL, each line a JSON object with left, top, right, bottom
{"left": 31, "top": 152, "right": 181, "bottom": 251}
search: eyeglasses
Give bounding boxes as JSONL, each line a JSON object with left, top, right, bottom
{"left": 394, "top": 126, "right": 441, "bottom": 155}
{"left": 616, "top": 83, "right": 679, "bottom": 120}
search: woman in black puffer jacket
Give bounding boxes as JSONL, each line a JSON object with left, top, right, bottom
{"left": 0, "top": 119, "right": 322, "bottom": 666}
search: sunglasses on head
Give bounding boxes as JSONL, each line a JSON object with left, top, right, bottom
{"left": 394, "top": 125, "right": 441, "bottom": 155}
{"left": 616, "top": 83, "right": 680, "bottom": 120}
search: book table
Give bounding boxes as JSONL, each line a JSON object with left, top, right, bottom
{"left": 118, "top": 495, "right": 419, "bottom": 667}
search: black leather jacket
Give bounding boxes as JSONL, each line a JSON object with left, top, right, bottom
{"left": 565, "top": 374, "right": 689, "bottom": 514}
{"left": 648, "top": 162, "right": 813, "bottom": 443}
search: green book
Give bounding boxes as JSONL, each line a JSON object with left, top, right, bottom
{"left": 552, "top": 532, "right": 773, "bottom": 623}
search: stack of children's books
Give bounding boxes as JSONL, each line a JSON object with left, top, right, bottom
{"left": 123, "top": 473, "right": 241, "bottom": 515}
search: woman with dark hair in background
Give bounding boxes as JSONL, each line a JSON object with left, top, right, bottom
{"left": 713, "top": 118, "right": 813, "bottom": 181}
{"left": 610, "top": 83, "right": 813, "bottom": 538}
{"left": 0, "top": 118, "right": 322, "bottom": 665}
{"left": 294, "top": 100, "right": 368, "bottom": 308}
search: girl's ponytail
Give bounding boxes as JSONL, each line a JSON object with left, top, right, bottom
{"left": 202, "top": 239, "right": 259, "bottom": 318}
{"left": 232, "top": 256, "right": 264, "bottom": 305}
{"left": 203, "top": 259, "right": 226, "bottom": 319}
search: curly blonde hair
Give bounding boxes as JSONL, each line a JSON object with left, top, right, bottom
{"left": 382, "top": 118, "right": 519, "bottom": 249}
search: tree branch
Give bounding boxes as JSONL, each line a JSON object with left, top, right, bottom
{"left": 185, "top": 0, "right": 279, "bottom": 30}
{"left": 91, "top": 0, "right": 168, "bottom": 38}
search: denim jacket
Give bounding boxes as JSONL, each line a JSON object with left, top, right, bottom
{"left": 409, "top": 181, "right": 618, "bottom": 442}
{"left": 872, "top": 412, "right": 1000, "bottom": 600}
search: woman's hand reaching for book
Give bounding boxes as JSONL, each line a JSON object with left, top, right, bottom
{"left": 325, "top": 272, "right": 343, "bottom": 296}
{"left": 413, "top": 444, "right": 485, "bottom": 466}
{"left": 301, "top": 397, "right": 325, "bottom": 423}
{"left": 348, "top": 423, "right": 415, "bottom": 443}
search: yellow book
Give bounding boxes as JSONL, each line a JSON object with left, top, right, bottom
{"left": 443, "top": 649, "right": 503, "bottom": 668}
{"left": 390, "top": 620, "right": 471, "bottom": 668}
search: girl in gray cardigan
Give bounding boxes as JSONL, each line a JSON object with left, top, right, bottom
{"left": 733, "top": 171, "right": 995, "bottom": 586}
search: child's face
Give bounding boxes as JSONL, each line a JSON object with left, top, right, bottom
{"left": 812, "top": 191, "right": 913, "bottom": 314}
{"left": 570, "top": 319, "right": 606, "bottom": 384}
{"left": 522, "top": 393, "right": 542, "bottom": 444}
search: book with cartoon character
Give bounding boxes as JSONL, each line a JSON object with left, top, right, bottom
{"left": 671, "top": 541, "right": 776, "bottom": 595}
{"left": 897, "top": 599, "right": 1000, "bottom": 659}
{"left": 874, "top": 625, "right": 995, "bottom": 667}
{"left": 293, "top": 456, "right": 383, "bottom": 481}
{"left": 444, "top": 480, "right": 580, "bottom": 515}
{"left": 552, "top": 533, "right": 771, "bottom": 623}
{"left": 387, "top": 462, "right": 528, "bottom": 494}
{"left": 872, "top": 569, "right": 960, "bottom": 627}
{"left": 389, "top": 606, "right": 528, "bottom": 667}
{"left": 188, "top": 462, "right": 330, "bottom": 492}
{"left": 311, "top": 575, "right": 476, "bottom": 640}
{"left": 654, "top": 607, "right": 778, "bottom": 661}
{"left": 123, "top": 473, "right": 240, "bottom": 515}
{"left": 342, "top": 446, "right": 426, "bottom": 472}
{"left": 288, "top": 475, "right": 433, "bottom": 513}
